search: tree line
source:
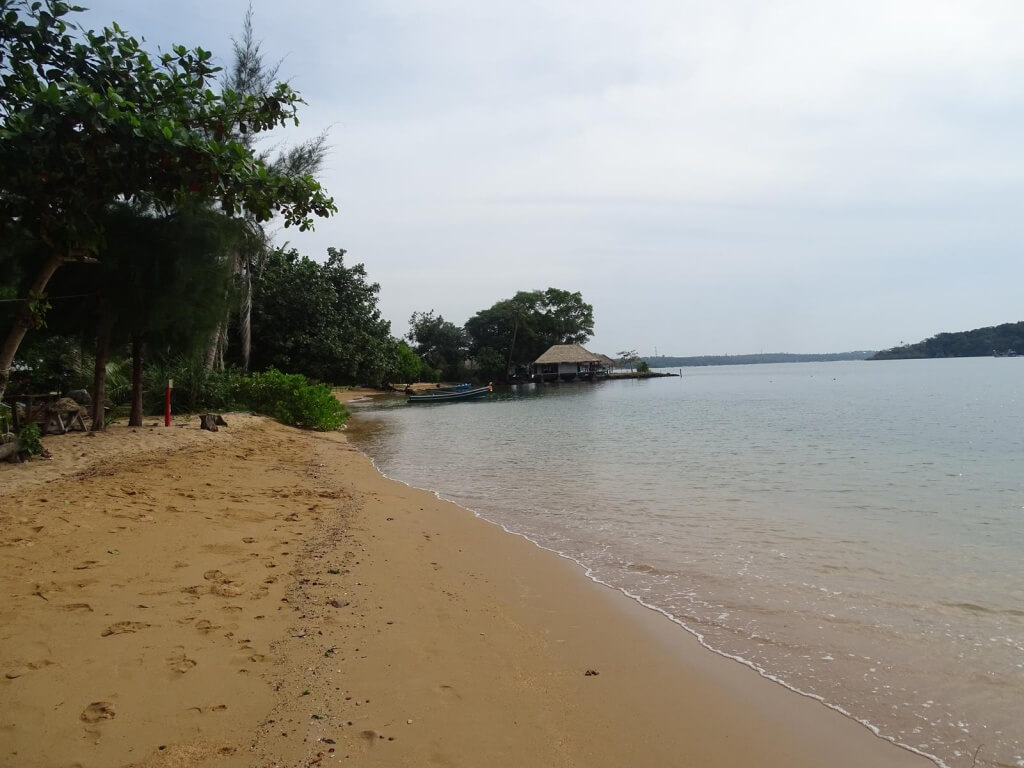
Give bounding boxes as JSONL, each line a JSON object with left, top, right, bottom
{"left": 405, "top": 288, "right": 595, "bottom": 383}
{"left": 0, "top": 1, "right": 345, "bottom": 427}
{"left": 1, "top": 2, "right": 597, "bottom": 431}
{"left": 871, "top": 322, "right": 1024, "bottom": 359}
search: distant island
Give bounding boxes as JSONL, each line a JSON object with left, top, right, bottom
{"left": 871, "top": 321, "right": 1024, "bottom": 360}
{"left": 642, "top": 352, "right": 875, "bottom": 367}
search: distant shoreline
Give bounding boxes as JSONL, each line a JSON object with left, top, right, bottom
{"left": 644, "top": 351, "right": 875, "bottom": 367}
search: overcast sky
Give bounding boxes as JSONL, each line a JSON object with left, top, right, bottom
{"left": 78, "top": 1, "right": 1024, "bottom": 355}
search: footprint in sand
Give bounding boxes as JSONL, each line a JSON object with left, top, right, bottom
{"left": 80, "top": 701, "right": 116, "bottom": 723}
{"left": 212, "top": 583, "right": 245, "bottom": 597}
{"left": 101, "top": 621, "right": 151, "bottom": 637}
{"left": 58, "top": 603, "right": 93, "bottom": 613}
{"left": 5, "top": 659, "right": 54, "bottom": 679}
{"left": 167, "top": 652, "right": 197, "bottom": 674}
{"left": 194, "top": 619, "right": 219, "bottom": 634}
{"left": 202, "top": 570, "right": 246, "bottom": 597}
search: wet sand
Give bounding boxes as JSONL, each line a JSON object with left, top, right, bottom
{"left": 0, "top": 406, "right": 933, "bottom": 767}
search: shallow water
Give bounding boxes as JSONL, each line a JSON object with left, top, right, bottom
{"left": 347, "top": 358, "right": 1024, "bottom": 768}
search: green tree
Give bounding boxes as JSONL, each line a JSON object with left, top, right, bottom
{"left": 0, "top": 0, "right": 335, "bottom": 399}
{"left": 617, "top": 349, "right": 639, "bottom": 371}
{"left": 390, "top": 340, "right": 421, "bottom": 384}
{"left": 204, "top": 6, "right": 332, "bottom": 370}
{"left": 250, "top": 247, "right": 394, "bottom": 386}
{"left": 95, "top": 204, "right": 240, "bottom": 426}
{"left": 464, "top": 288, "right": 594, "bottom": 380}
{"left": 407, "top": 310, "right": 467, "bottom": 380}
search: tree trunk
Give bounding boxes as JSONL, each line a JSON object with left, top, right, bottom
{"left": 90, "top": 324, "right": 110, "bottom": 431}
{"left": 0, "top": 250, "right": 65, "bottom": 402}
{"left": 129, "top": 334, "right": 145, "bottom": 427}
{"left": 203, "top": 324, "right": 225, "bottom": 370}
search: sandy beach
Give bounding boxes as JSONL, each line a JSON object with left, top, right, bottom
{"left": 0, "top": 402, "right": 934, "bottom": 768}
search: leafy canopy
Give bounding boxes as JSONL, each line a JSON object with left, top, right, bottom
{"left": 0, "top": 0, "right": 336, "bottom": 254}
{"left": 407, "top": 310, "right": 467, "bottom": 381}
{"left": 465, "top": 288, "right": 594, "bottom": 379}
{"left": 250, "top": 248, "right": 395, "bottom": 386}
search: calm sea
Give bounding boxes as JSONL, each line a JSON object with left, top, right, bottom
{"left": 345, "top": 359, "right": 1024, "bottom": 768}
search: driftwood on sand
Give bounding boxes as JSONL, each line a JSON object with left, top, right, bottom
{"left": 199, "top": 414, "right": 228, "bottom": 432}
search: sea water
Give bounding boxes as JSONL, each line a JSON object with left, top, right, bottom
{"left": 345, "top": 358, "right": 1024, "bottom": 768}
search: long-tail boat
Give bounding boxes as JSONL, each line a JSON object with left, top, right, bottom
{"left": 406, "top": 384, "right": 492, "bottom": 404}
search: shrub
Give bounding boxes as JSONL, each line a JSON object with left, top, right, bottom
{"left": 240, "top": 368, "right": 348, "bottom": 431}
{"left": 16, "top": 422, "right": 43, "bottom": 456}
{"left": 144, "top": 358, "right": 247, "bottom": 414}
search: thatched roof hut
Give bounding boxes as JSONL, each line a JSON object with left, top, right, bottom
{"left": 532, "top": 344, "right": 614, "bottom": 382}
{"left": 533, "top": 344, "right": 603, "bottom": 365}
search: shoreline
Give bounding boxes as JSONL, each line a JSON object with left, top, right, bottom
{"left": 1, "top": 410, "right": 933, "bottom": 767}
{"left": 350, "top": 421, "right": 945, "bottom": 768}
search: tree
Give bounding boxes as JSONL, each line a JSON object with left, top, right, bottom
{"left": 635, "top": 360, "right": 651, "bottom": 375}
{"left": 0, "top": 0, "right": 335, "bottom": 399}
{"left": 94, "top": 204, "right": 239, "bottom": 426}
{"left": 390, "top": 340, "right": 421, "bottom": 384}
{"left": 464, "top": 288, "right": 594, "bottom": 381}
{"left": 250, "top": 247, "right": 394, "bottom": 386}
{"left": 617, "top": 349, "right": 639, "bottom": 371}
{"left": 407, "top": 310, "right": 468, "bottom": 380}
{"left": 204, "top": 6, "right": 332, "bottom": 370}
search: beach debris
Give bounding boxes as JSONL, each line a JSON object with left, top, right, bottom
{"left": 328, "top": 599, "right": 349, "bottom": 608}
{"left": 80, "top": 701, "right": 116, "bottom": 722}
{"left": 584, "top": 669, "right": 600, "bottom": 676}
{"left": 197, "top": 415, "right": 220, "bottom": 434}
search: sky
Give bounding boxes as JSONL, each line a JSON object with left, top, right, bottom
{"left": 75, "top": 1, "right": 1024, "bottom": 356}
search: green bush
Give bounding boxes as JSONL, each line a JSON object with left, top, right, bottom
{"left": 144, "top": 357, "right": 247, "bottom": 414}
{"left": 240, "top": 368, "right": 348, "bottom": 431}
{"left": 16, "top": 422, "right": 43, "bottom": 456}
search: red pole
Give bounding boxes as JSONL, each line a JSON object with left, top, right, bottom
{"left": 165, "top": 378, "right": 173, "bottom": 426}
